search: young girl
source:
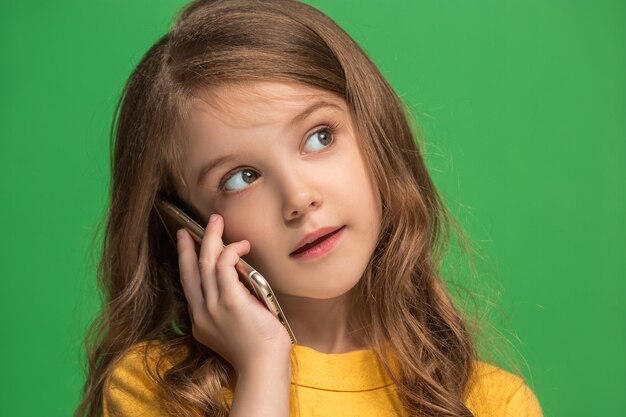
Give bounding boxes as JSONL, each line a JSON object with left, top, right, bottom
{"left": 75, "top": 1, "right": 543, "bottom": 416}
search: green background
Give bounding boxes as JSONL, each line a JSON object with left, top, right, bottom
{"left": 1, "top": 1, "right": 624, "bottom": 415}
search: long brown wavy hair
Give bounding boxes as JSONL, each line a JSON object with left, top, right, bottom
{"left": 74, "top": 1, "right": 523, "bottom": 416}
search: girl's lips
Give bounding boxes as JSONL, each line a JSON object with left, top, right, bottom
{"left": 291, "top": 225, "right": 343, "bottom": 254}
{"left": 289, "top": 226, "right": 345, "bottom": 260}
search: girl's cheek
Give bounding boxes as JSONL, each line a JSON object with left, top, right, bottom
{"left": 214, "top": 190, "right": 273, "bottom": 237}
{"left": 219, "top": 211, "right": 255, "bottom": 245}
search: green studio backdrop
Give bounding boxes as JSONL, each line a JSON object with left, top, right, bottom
{"left": 0, "top": 1, "right": 624, "bottom": 416}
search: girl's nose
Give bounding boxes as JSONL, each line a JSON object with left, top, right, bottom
{"left": 280, "top": 173, "right": 323, "bottom": 221}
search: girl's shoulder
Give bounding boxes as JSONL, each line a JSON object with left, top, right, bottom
{"left": 106, "top": 339, "right": 187, "bottom": 383}
{"left": 465, "top": 360, "right": 543, "bottom": 417}
{"left": 104, "top": 342, "right": 543, "bottom": 417}
{"left": 102, "top": 339, "right": 191, "bottom": 417}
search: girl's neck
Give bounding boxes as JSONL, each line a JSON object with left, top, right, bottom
{"left": 276, "top": 291, "right": 369, "bottom": 354}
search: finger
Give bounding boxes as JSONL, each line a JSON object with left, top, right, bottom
{"left": 215, "top": 239, "right": 251, "bottom": 302}
{"left": 176, "top": 228, "right": 205, "bottom": 313}
{"left": 197, "top": 213, "right": 224, "bottom": 303}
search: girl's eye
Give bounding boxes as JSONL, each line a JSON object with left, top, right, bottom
{"left": 220, "top": 168, "right": 258, "bottom": 191}
{"left": 218, "top": 122, "right": 340, "bottom": 193}
{"left": 306, "top": 126, "right": 335, "bottom": 151}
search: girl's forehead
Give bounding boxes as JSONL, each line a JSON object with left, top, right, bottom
{"left": 186, "top": 81, "right": 346, "bottom": 129}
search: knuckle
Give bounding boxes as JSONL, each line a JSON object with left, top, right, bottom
{"left": 214, "top": 255, "right": 232, "bottom": 271}
{"left": 206, "top": 301, "right": 219, "bottom": 318}
{"left": 220, "top": 295, "right": 239, "bottom": 312}
{"left": 198, "top": 256, "right": 212, "bottom": 272}
{"left": 198, "top": 253, "right": 212, "bottom": 264}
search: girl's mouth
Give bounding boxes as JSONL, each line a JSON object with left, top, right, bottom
{"left": 289, "top": 226, "right": 345, "bottom": 260}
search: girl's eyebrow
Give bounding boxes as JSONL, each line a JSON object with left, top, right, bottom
{"left": 287, "top": 99, "right": 342, "bottom": 127}
{"left": 195, "top": 100, "right": 343, "bottom": 186}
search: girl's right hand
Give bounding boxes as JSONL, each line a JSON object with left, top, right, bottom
{"left": 176, "top": 213, "right": 293, "bottom": 373}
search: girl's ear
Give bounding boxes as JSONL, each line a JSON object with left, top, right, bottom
{"left": 154, "top": 191, "right": 205, "bottom": 252}
{"left": 157, "top": 190, "right": 201, "bottom": 223}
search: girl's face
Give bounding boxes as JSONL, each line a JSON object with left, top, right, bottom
{"left": 180, "top": 80, "right": 382, "bottom": 299}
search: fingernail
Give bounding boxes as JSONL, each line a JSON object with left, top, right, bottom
{"left": 177, "top": 229, "right": 184, "bottom": 241}
{"left": 209, "top": 214, "right": 219, "bottom": 223}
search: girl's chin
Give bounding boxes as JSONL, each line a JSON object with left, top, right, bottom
{"left": 275, "top": 280, "right": 361, "bottom": 300}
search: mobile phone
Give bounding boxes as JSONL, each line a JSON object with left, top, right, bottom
{"left": 153, "top": 197, "right": 297, "bottom": 345}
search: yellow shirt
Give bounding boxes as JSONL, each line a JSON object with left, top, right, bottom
{"left": 103, "top": 341, "right": 543, "bottom": 417}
